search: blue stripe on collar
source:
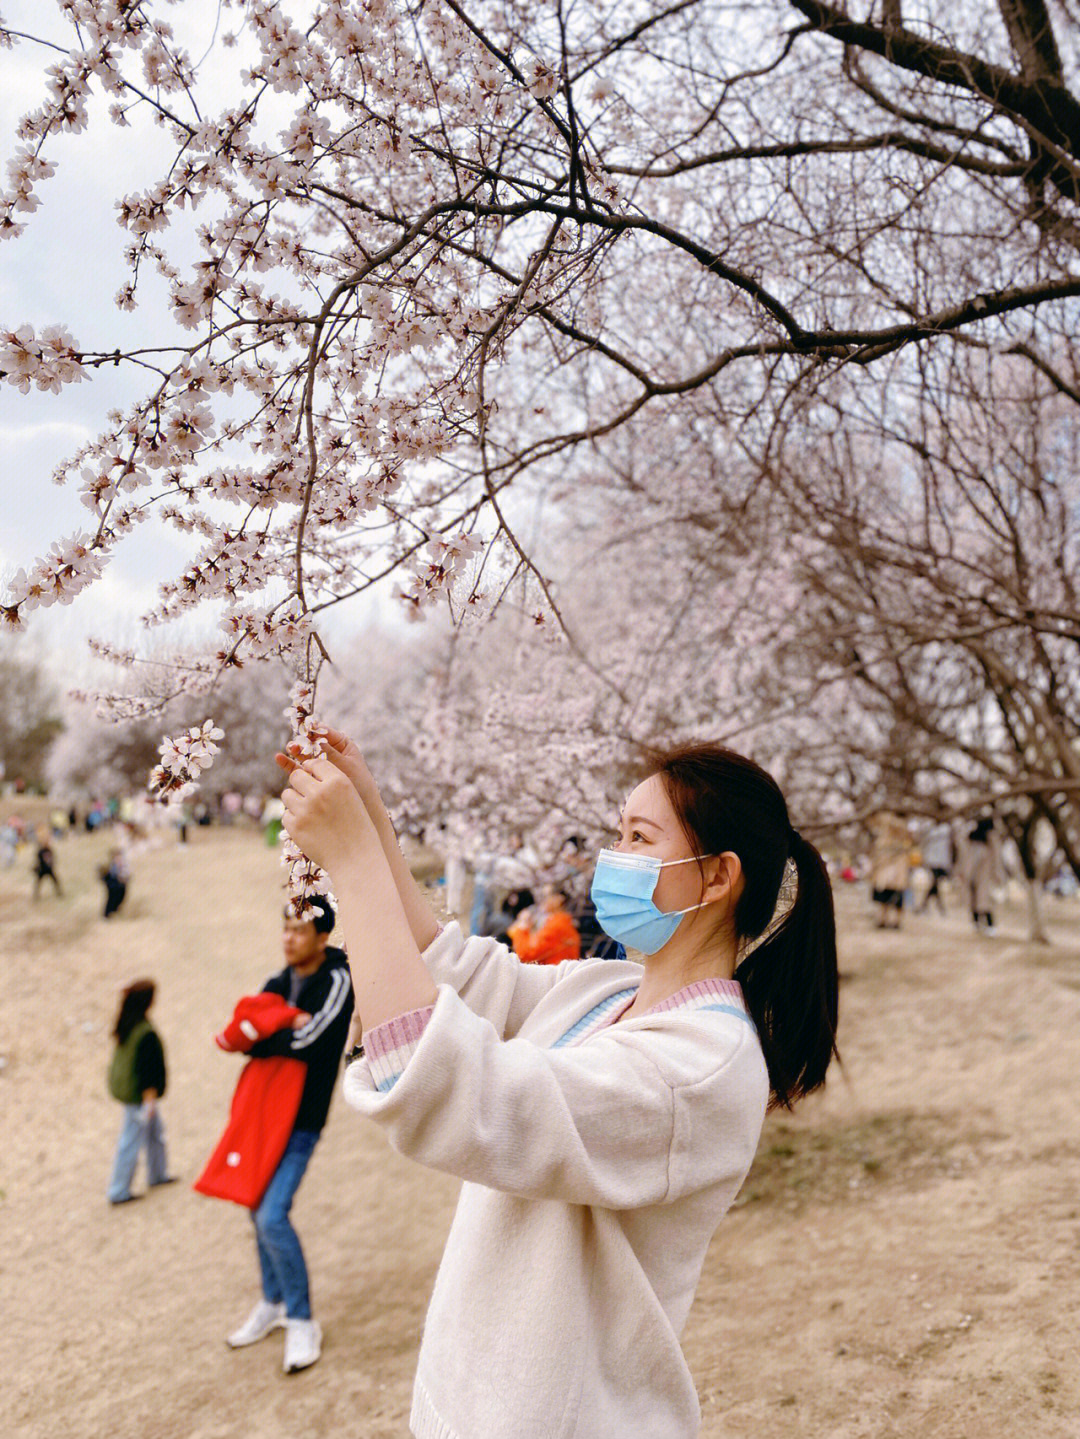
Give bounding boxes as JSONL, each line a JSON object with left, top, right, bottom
{"left": 551, "top": 988, "right": 638, "bottom": 1048}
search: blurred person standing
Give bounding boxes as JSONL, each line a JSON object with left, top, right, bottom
{"left": 490, "top": 885, "right": 535, "bottom": 947}
{"left": 100, "top": 846, "right": 130, "bottom": 918}
{"left": 958, "top": 816, "right": 1005, "bottom": 931}
{"left": 106, "top": 979, "right": 174, "bottom": 1204}
{"left": 262, "top": 794, "right": 285, "bottom": 846}
{"left": 32, "top": 827, "right": 62, "bottom": 899}
{"left": 867, "top": 810, "right": 912, "bottom": 931}
{"left": 0, "top": 819, "right": 16, "bottom": 869}
{"left": 468, "top": 847, "right": 496, "bottom": 936}
{"left": 508, "top": 884, "right": 582, "bottom": 965}
{"left": 917, "top": 821, "right": 954, "bottom": 915}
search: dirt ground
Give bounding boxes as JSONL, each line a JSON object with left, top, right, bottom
{"left": 3, "top": 811, "right": 1078, "bottom": 1439}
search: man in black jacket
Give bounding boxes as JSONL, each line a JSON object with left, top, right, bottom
{"left": 226, "top": 896, "right": 353, "bottom": 1374}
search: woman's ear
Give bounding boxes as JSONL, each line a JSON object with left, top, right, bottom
{"left": 703, "top": 851, "right": 742, "bottom": 905}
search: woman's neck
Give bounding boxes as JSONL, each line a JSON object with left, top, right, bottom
{"left": 624, "top": 921, "right": 739, "bottom": 1017}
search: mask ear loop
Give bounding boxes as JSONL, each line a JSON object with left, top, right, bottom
{"left": 672, "top": 898, "right": 713, "bottom": 916}
{"left": 662, "top": 854, "right": 720, "bottom": 917}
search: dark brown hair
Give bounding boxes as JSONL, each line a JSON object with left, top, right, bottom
{"left": 113, "top": 979, "right": 155, "bottom": 1044}
{"left": 645, "top": 742, "right": 839, "bottom": 1109}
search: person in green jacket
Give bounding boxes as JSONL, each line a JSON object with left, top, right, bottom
{"left": 107, "top": 979, "right": 175, "bottom": 1204}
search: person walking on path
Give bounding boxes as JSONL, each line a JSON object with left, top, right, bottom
{"left": 917, "top": 821, "right": 954, "bottom": 915}
{"left": 278, "top": 729, "right": 839, "bottom": 1439}
{"left": 958, "top": 816, "right": 1006, "bottom": 930}
{"left": 224, "top": 896, "right": 353, "bottom": 1375}
{"left": 107, "top": 979, "right": 174, "bottom": 1204}
{"left": 100, "top": 845, "right": 130, "bottom": 918}
{"left": 32, "top": 829, "right": 62, "bottom": 899}
{"left": 867, "top": 809, "right": 912, "bottom": 930}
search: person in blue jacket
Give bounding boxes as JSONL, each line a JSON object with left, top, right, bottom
{"left": 225, "top": 895, "right": 353, "bottom": 1375}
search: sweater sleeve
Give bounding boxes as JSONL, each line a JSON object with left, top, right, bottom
{"left": 363, "top": 1005, "right": 435, "bottom": 1091}
{"left": 417, "top": 921, "right": 569, "bottom": 1037}
{"left": 342, "top": 984, "right": 767, "bottom": 1209}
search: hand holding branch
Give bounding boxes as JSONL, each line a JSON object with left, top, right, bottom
{"left": 280, "top": 749, "right": 377, "bottom": 878}
{"left": 277, "top": 726, "right": 441, "bottom": 953}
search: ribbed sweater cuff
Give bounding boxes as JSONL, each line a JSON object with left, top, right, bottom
{"left": 364, "top": 1005, "right": 435, "bottom": 1091}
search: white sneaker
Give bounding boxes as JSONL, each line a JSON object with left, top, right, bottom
{"left": 283, "top": 1317, "right": 322, "bottom": 1373}
{"left": 227, "top": 1299, "right": 286, "bottom": 1348}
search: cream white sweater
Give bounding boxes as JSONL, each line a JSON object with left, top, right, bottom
{"left": 342, "top": 923, "right": 769, "bottom": 1439}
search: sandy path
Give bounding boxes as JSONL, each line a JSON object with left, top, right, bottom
{"left": 3, "top": 819, "right": 1077, "bottom": 1438}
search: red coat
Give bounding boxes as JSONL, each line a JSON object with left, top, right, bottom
{"left": 193, "top": 994, "right": 306, "bottom": 1209}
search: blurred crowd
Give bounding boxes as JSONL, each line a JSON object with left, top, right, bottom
{"left": 428, "top": 830, "right": 621, "bottom": 964}
{"left": 836, "top": 810, "right": 1078, "bottom": 933}
{"left": 1, "top": 786, "right": 290, "bottom": 919}
{"left": 425, "top": 812, "right": 1079, "bottom": 958}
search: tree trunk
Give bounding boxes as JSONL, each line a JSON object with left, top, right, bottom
{"left": 1024, "top": 872, "right": 1050, "bottom": 945}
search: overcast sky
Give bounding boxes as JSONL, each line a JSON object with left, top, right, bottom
{"left": 0, "top": 4, "right": 406, "bottom": 679}
{"left": 1, "top": 3, "right": 215, "bottom": 666}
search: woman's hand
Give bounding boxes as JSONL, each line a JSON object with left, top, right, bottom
{"left": 277, "top": 720, "right": 442, "bottom": 954}
{"left": 281, "top": 749, "right": 377, "bottom": 876}
{"left": 276, "top": 727, "right": 381, "bottom": 816}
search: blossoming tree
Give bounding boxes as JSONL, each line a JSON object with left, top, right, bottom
{"left": 5, "top": 0, "right": 1080, "bottom": 904}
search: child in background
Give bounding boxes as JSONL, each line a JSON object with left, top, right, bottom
{"left": 106, "top": 979, "right": 175, "bottom": 1204}
{"left": 100, "top": 847, "right": 130, "bottom": 918}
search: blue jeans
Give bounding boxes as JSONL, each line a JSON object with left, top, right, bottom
{"left": 253, "top": 1130, "right": 319, "bottom": 1319}
{"left": 108, "top": 1103, "right": 169, "bottom": 1200}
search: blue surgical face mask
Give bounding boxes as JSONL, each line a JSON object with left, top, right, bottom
{"left": 590, "top": 848, "right": 714, "bottom": 955}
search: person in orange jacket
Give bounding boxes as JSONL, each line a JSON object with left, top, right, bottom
{"left": 508, "top": 883, "right": 581, "bottom": 965}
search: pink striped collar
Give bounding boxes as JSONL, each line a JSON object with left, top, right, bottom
{"left": 598, "top": 975, "right": 745, "bottom": 1031}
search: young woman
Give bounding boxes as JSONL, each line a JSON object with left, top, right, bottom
{"left": 106, "top": 979, "right": 174, "bottom": 1204}
{"left": 280, "top": 731, "right": 839, "bottom": 1439}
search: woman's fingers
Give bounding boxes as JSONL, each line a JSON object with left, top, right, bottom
{"left": 317, "top": 745, "right": 351, "bottom": 775}
{"left": 284, "top": 754, "right": 349, "bottom": 802}
{"left": 287, "top": 768, "right": 312, "bottom": 795}
{"left": 285, "top": 762, "right": 322, "bottom": 796}
{"left": 317, "top": 731, "right": 347, "bottom": 753}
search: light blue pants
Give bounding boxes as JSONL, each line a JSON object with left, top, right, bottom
{"left": 253, "top": 1129, "right": 319, "bottom": 1319}
{"left": 108, "top": 1103, "right": 169, "bottom": 1201}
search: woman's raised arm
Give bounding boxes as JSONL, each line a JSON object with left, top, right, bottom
{"left": 280, "top": 749, "right": 438, "bottom": 1033}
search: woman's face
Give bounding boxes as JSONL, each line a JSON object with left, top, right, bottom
{"left": 614, "top": 775, "right": 708, "bottom": 916}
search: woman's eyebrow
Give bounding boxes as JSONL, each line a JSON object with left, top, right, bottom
{"left": 621, "top": 815, "right": 662, "bottom": 830}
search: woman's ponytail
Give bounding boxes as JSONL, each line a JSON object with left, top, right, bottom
{"left": 734, "top": 830, "right": 839, "bottom": 1109}
{"left": 646, "top": 743, "right": 840, "bottom": 1110}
